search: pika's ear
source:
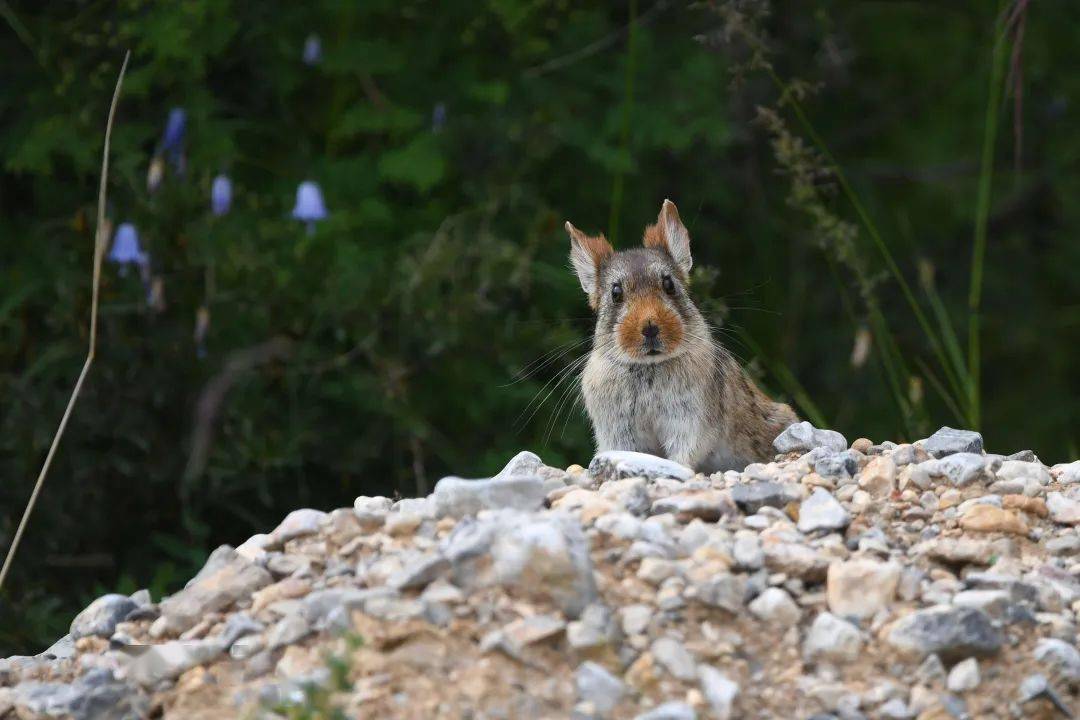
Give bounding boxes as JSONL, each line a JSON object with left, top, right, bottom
{"left": 644, "top": 199, "right": 692, "bottom": 277}
{"left": 565, "top": 221, "right": 613, "bottom": 308}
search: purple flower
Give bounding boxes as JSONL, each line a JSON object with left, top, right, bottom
{"left": 432, "top": 102, "right": 447, "bottom": 133}
{"left": 303, "top": 34, "right": 322, "bottom": 66}
{"left": 160, "top": 108, "right": 186, "bottom": 154}
{"left": 108, "top": 223, "right": 148, "bottom": 265}
{"left": 292, "top": 181, "right": 328, "bottom": 233}
{"left": 211, "top": 174, "right": 232, "bottom": 216}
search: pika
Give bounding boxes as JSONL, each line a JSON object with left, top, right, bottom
{"left": 565, "top": 199, "right": 798, "bottom": 473}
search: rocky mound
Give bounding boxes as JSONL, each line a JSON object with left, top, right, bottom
{"left": 2, "top": 423, "right": 1079, "bottom": 719}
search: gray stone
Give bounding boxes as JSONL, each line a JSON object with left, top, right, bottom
{"left": 433, "top": 475, "right": 546, "bottom": 518}
{"left": 301, "top": 587, "right": 384, "bottom": 629}
{"left": 803, "top": 612, "right": 862, "bottom": 665}
{"left": 230, "top": 634, "right": 265, "bottom": 660}
{"left": 696, "top": 573, "right": 745, "bottom": 613}
{"left": 70, "top": 594, "right": 138, "bottom": 640}
{"left": 885, "top": 606, "right": 1002, "bottom": 662}
{"left": 1045, "top": 534, "right": 1080, "bottom": 556}
{"left": 220, "top": 612, "right": 264, "bottom": 649}
{"left": 732, "top": 533, "right": 764, "bottom": 570}
{"left": 911, "top": 453, "right": 987, "bottom": 488}
{"left": 124, "top": 638, "right": 225, "bottom": 686}
{"left": 8, "top": 669, "right": 147, "bottom": 720}
{"left": 1015, "top": 673, "right": 1071, "bottom": 714}
{"left": 575, "top": 661, "right": 625, "bottom": 716}
{"left": 773, "top": 421, "right": 847, "bottom": 454}
{"left": 730, "top": 481, "right": 792, "bottom": 514}
{"left": 158, "top": 546, "right": 272, "bottom": 635}
{"left": 588, "top": 450, "right": 694, "bottom": 483}
{"left": 387, "top": 553, "right": 450, "bottom": 590}
{"left": 651, "top": 636, "right": 698, "bottom": 681}
{"left": 634, "top": 702, "right": 697, "bottom": 720}
{"left": 42, "top": 634, "right": 75, "bottom": 660}
{"left": 698, "top": 665, "right": 738, "bottom": 720}
{"left": 797, "top": 488, "right": 850, "bottom": 534}
{"left": 1033, "top": 638, "right": 1080, "bottom": 684}
{"left": 1006, "top": 450, "right": 1039, "bottom": 463}
{"left": 814, "top": 450, "right": 860, "bottom": 478}
{"left": 266, "top": 614, "right": 311, "bottom": 650}
{"left": 876, "top": 698, "right": 913, "bottom": 720}
{"left": 566, "top": 603, "right": 619, "bottom": 649}
{"left": 920, "top": 427, "right": 983, "bottom": 458}
{"left": 946, "top": 657, "right": 980, "bottom": 692}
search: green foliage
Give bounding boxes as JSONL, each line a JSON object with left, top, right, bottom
{"left": 1, "top": 1, "right": 1078, "bottom": 654}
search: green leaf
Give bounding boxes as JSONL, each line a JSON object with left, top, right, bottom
{"left": 377, "top": 134, "right": 445, "bottom": 192}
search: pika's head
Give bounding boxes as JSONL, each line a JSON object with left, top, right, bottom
{"left": 566, "top": 199, "right": 700, "bottom": 364}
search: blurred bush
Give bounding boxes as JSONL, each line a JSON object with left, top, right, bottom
{"left": 1, "top": 1, "right": 1077, "bottom": 652}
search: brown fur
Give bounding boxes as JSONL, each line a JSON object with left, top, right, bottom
{"left": 617, "top": 293, "right": 684, "bottom": 358}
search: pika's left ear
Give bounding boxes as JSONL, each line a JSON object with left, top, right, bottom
{"left": 644, "top": 199, "right": 692, "bottom": 277}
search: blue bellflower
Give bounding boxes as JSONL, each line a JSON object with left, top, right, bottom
{"left": 160, "top": 107, "right": 187, "bottom": 172}
{"left": 108, "top": 223, "right": 149, "bottom": 275}
{"left": 292, "top": 181, "right": 328, "bottom": 234}
{"left": 432, "top": 102, "right": 447, "bottom": 133}
{"left": 211, "top": 175, "right": 233, "bottom": 216}
{"left": 303, "top": 34, "right": 322, "bottom": 66}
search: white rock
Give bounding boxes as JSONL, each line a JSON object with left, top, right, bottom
{"left": 1046, "top": 492, "right": 1080, "bottom": 525}
{"left": 947, "top": 657, "right": 980, "bottom": 692}
{"left": 124, "top": 638, "right": 224, "bottom": 686}
{"left": 576, "top": 661, "right": 625, "bottom": 716}
{"left": 797, "top": 488, "right": 850, "bottom": 534}
{"left": 620, "top": 605, "right": 652, "bottom": 636}
{"left": 826, "top": 559, "right": 901, "bottom": 619}
{"left": 634, "top": 702, "right": 697, "bottom": 720}
{"left": 353, "top": 496, "right": 393, "bottom": 525}
{"left": 270, "top": 509, "right": 327, "bottom": 544}
{"left": 651, "top": 636, "right": 698, "bottom": 681}
{"left": 698, "top": 665, "right": 739, "bottom": 719}
{"left": 235, "top": 533, "right": 273, "bottom": 562}
{"left": 859, "top": 456, "right": 896, "bottom": 497}
{"left": 748, "top": 587, "right": 801, "bottom": 627}
{"left": 802, "top": 612, "right": 862, "bottom": 665}
{"left": 997, "top": 460, "right": 1051, "bottom": 487}
{"left": 433, "top": 475, "right": 547, "bottom": 518}
{"left": 589, "top": 450, "right": 694, "bottom": 482}
{"left": 1051, "top": 461, "right": 1080, "bottom": 485}
{"left": 637, "top": 558, "right": 680, "bottom": 586}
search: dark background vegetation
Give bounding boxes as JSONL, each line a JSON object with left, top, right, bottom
{"left": 1, "top": 0, "right": 1076, "bottom": 654}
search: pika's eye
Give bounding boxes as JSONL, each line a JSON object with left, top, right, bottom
{"left": 611, "top": 282, "right": 624, "bottom": 303}
{"left": 661, "top": 274, "right": 676, "bottom": 295}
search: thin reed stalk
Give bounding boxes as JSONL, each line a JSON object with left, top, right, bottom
{"left": 0, "top": 51, "right": 130, "bottom": 594}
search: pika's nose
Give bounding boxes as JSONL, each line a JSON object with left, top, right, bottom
{"left": 642, "top": 323, "right": 660, "bottom": 340}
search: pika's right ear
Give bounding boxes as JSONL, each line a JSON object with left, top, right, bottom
{"left": 565, "top": 221, "right": 613, "bottom": 309}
